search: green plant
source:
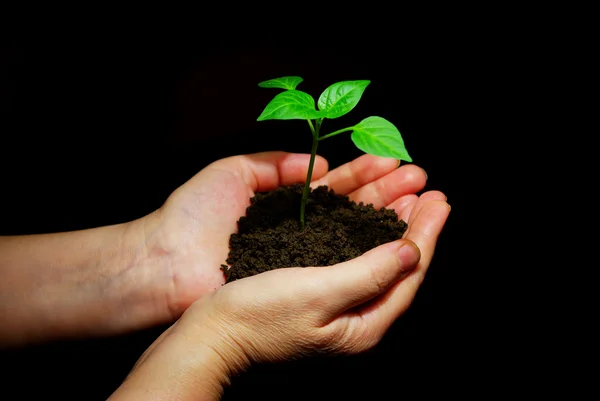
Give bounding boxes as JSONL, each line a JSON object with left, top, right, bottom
{"left": 257, "top": 76, "right": 412, "bottom": 230}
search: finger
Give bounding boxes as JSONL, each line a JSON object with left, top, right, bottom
{"left": 211, "top": 151, "right": 329, "bottom": 192}
{"left": 405, "top": 191, "right": 448, "bottom": 228}
{"left": 403, "top": 200, "right": 451, "bottom": 277}
{"left": 314, "top": 239, "right": 421, "bottom": 323}
{"left": 386, "top": 194, "right": 419, "bottom": 223}
{"left": 387, "top": 190, "right": 447, "bottom": 226}
{"left": 337, "top": 200, "right": 451, "bottom": 332}
{"left": 310, "top": 154, "right": 400, "bottom": 195}
{"left": 347, "top": 164, "right": 427, "bottom": 209}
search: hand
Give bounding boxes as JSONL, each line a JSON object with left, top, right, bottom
{"left": 142, "top": 151, "right": 436, "bottom": 323}
{"left": 0, "top": 151, "right": 440, "bottom": 347}
{"left": 111, "top": 174, "right": 450, "bottom": 400}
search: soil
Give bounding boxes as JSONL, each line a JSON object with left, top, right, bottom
{"left": 222, "top": 184, "right": 408, "bottom": 282}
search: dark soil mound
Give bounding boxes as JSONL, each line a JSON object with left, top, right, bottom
{"left": 222, "top": 184, "right": 408, "bottom": 282}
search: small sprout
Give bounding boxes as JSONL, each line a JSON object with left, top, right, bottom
{"left": 257, "top": 77, "right": 412, "bottom": 230}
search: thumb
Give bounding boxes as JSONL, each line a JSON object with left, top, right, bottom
{"left": 318, "top": 239, "right": 421, "bottom": 321}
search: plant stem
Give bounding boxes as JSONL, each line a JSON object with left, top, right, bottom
{"left": 318, "top": 126, "right": 353, "bottom": 141}
{"left": 300, "top": 119, "right": 321, "bottom": 230}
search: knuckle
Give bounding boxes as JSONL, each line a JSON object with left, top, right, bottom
{"left": 367, "top": 262, "right": 388, "bottom": 296}
{"left": 372, "top": 178, "right": 388, "bottom": 205}
{"left": 315, "top": 319, "right": 380, "bottom": 355}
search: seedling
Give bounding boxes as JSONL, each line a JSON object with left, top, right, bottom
{"left": 257, "top": 76, "right": 412, "bottom": 230}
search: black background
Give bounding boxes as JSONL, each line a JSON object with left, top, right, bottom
{"left": 1, "top": 47, "right": 473, "bottom": 399}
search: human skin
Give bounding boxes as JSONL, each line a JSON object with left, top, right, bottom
{"left": 0, "top": 152, "right": 447, "bottom": 351}
{"left": 108, "top": 173, "right": 450, "bottom": 400}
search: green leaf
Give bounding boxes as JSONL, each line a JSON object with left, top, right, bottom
{"left": 257, "top": 90, "right": 323, "bottom": 121}
{"left": 258, "top": 76, "right": 303, "bottom": 90}
{"left": 350, "top": 116, "right": 412, "bottom": 162}
{"left": 317, "top": 80, "right": 370, "bottom": 119}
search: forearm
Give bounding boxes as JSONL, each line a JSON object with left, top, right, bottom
{"left": 108, "top": 319, "right": 241, "bottom": 401}
{"left": 0, "top": 211, "right": 169, "bottom": 347}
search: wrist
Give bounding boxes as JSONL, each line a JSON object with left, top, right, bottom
{"left": 110, "top": 313, "right": 246, "bottom": 401}
{"left": 96, "top": 210, "right": 175, "bottom": 335}
{"left": 179, "top": 296, "right": 253, "bottom": 380}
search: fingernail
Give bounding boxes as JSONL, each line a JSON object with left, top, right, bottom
{"left": 397, "top": 242, "right": 421, "bottom": 273}
{"left": 420, "top": 167, "right": 428, "bottom": 180}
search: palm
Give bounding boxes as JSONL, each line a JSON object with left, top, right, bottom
{"left": 152, "top": 151, "right": 438, "bottom": 317}
{"left": 156, "top": 165, "right": 256, "bottom": 313}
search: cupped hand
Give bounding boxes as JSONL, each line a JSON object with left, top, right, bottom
{"left": 143, "top": 151, "right": 437, "bottom": 324}
{"left": 112, "top": 152, "right": 448, "bottom": 399}
{"left": 118, "top": 182, "right": 449, "bottom": 400}
{"left": 184, "top": 174, "right": 449, "bottom": 364}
